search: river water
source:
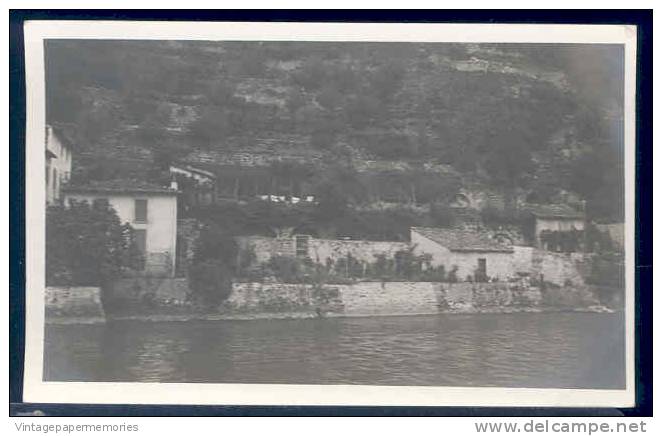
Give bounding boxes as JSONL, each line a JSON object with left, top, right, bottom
{"left": 44, "top": 312, "right": 624, "bottom": 389}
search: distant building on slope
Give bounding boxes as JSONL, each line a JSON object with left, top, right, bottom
{"left": 169, "top": 162, "right": 217, "bottom": 206}
{"left": 521, "top": 203, "right": 585, "bottom": 250}
{"left": 45, "top": 125, "right": 72, "bottom": 205}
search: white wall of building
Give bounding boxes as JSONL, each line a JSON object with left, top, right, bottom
{"left": 45, "top": 126, "right": 72, "bottom": 205}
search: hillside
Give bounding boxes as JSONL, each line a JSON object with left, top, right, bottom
{"left": 45, "top": 40, "right": 625, "bottom": 222}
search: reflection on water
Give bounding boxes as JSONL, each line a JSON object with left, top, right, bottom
{"left": 44, "top": 312, "right": 625, "bottom": 389}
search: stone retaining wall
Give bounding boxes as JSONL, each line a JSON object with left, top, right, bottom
{"left": 45, "top": 286, "right": 104, "bottom": 320}
{"left": 339, "top": 282, "right": 440, "bottom": 316}
{"left": 227, "top": 281, "right": 545, "bottom": 317}
{"left": 224, "top": 282, "right": 344, "bottom": 314}
{"left": 109, "top": 277, "right": 190, "bottom": 304}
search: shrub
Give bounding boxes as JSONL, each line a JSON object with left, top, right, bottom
{"left": 421, "top": 265, "right": 446, "bottom": 282}
{"left": 188, "top": 260, "right": 233, "bottom": 308}
{"left": 585, "top": 223, "right": 615, "bottom": 253}
{"left": 448, "top": 266, "right": 459, "bottom": 283}
{"left": 539, "top": 229, "right": 583, "bottom": 253}
{"left": 394, "top": 248, "right": 424, "bottom": 279}
{"left": 189, "top": 224, "right": 238, "bottom": 306}
{"left": 334, "top": 254, "right": 364, "bottom": 278}
{"left": 266, "top": 255, "right": 304, "bottom": 283}
{"left": 370, "top": 253, "right": 394, "bottom": 278}
{"left": 588, "top": 253, "right": 624, "bottom": 289}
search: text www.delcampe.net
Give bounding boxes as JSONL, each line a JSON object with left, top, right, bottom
{"left": 475, "top": 420, "right": 647, "bottom": 434}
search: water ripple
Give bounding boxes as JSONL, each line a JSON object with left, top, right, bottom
{"left": 44, "top": 312, "right": 625, "bottom": 389}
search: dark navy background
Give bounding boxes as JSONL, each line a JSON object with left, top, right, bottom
{"left": 9, "top": 9, "right": 652, "bottom": 417}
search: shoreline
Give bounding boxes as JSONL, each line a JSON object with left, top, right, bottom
{"left": 46, "top": 305, "right": 618, "bottom": 325}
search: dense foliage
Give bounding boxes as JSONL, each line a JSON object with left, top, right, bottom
{"left": 188, "top": 223, "right": 238, "bottom": 306}
{"left": 45, "top": 199, "right": 142, "bottom": 286}
{"left": 249, "top": 249, "right": 448, "bottom": 284}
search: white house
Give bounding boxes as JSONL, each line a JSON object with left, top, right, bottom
{"left": 45, "top": 125, "right": 72, "bottom": 205}
{"left": 63, "top": 180, "right": 179, "bottom": 276}
{"left": 410, "top": 227, "right": 514, "bottom": 282}
{"left": 522, "top": 203, "right": 585, "bottom": 249}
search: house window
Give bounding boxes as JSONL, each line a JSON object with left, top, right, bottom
{"left": 295, "top": 235, "right": 310, "bottom": 258}
{"left": 134, "top": 199, "right": 148, "bottom": 223}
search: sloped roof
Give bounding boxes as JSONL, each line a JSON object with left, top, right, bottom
{"left": 63, "top": 179, "right": 178, "bottom": 195}
{"left": 411, "top": 227, "right": 513, "bottom": 253}
{"left": 522, "top": 203, "right": 584, "bottom": 219}
{"left": 171, "top": 162, "right": 217, "bottom": 179}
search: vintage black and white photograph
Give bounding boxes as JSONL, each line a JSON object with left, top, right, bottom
{"left": 22, "top": 22, "right": 636, "bottom": 406}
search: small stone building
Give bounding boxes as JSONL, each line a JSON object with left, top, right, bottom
{"left": 410, "top": 227, "right": 514, "bottom": 282}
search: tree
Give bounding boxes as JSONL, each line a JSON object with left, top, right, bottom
{"left": 268, "top": 161, "right": 314, "bottom": 197}
{"left": 207, "top": 81, "right": 236, "bottom": 107}
{"left": 313, "top": 166, "right": 368, "bottom": 223}
{"left": 188, "top": 261, "right": 233, "bottom": 308}
{"left": 317, "top": 84, "right": 344, "bottom": 110}
{"left": 151, "top": 140, "right": 191, "bottom": 172}
{"left": 371, "top": 61, "right": 407, "bottom": 102}
{"left": 483, "top": 132, "right": 533, "bottom": 208}
{"left": 314, "top": 181, "right": 349, "bottom": 224}
{"left": 291, "top": 56, "right": 327, "bottom": 91}
{"left": 46, "top": 199, "right": 141, "bottom": 287}
{"left": 245, "top": 201, "right": 314, "bottom": 237}
{"left": 235, "top": 50, "right": 267, "bottom": 77}
{"left": 135, "top": 116, "right": 167, "bottom": 147}
{"left": 567, "top": 147, "right": 623, "bottom": 222}
{"left": 345, "top": 95, "right": 382, "bottom": 128}
{"left": 310, "top": 131, "right": 336, "bottom": 150}
{"left": 187, "top": 106, "right": 231, "bottom": 147}
{"left": 285, "top": 88, "right": 306, "bottom": 115}
{"left": 189, "top": 224, "right": 238, "bottom": 307}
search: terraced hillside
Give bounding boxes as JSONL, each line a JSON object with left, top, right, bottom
{"left": 45, "top": 40, "right": 624, "bottom": 222}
